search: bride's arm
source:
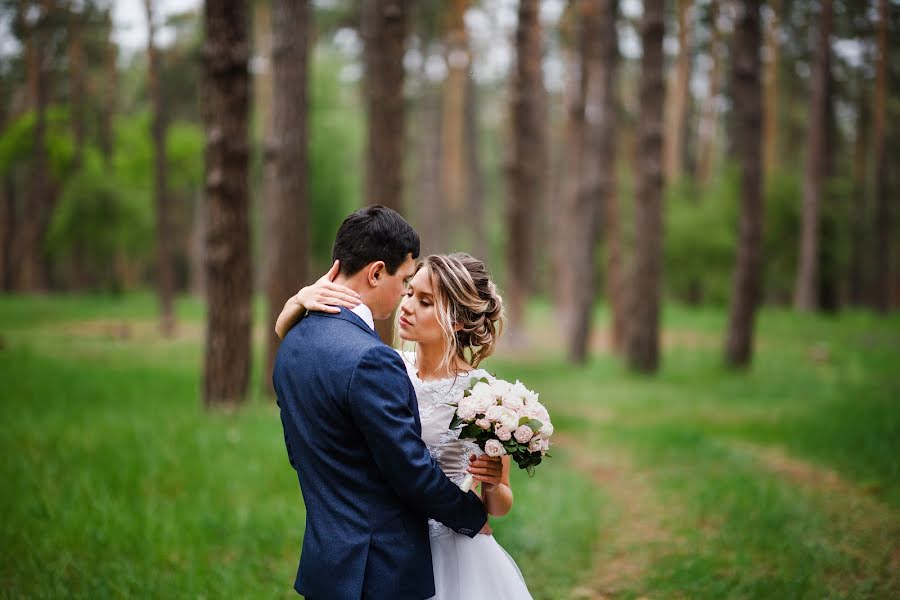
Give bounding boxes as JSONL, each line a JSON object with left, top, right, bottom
{"left": 470, "top": 455, "right": 513, "bottom": 517}
{"left": 275, "top": 260, "right": 361, "bottom": 339}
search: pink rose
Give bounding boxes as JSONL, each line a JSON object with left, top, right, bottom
{"left": 484, "top": 405, "right": 503, "bottom": 422}
{"left": 475, "top": 418, "right": 491, "bottom": 430}
{"left": 456, "top": 397, "right": 478, "bottom": 421}
{"left": 528, "top": 436, "right": 544, "bottom": 453}
{"left": 484, "top": 439, "right": 505, "bottom": 457}
{"left": 495, "top": 425, "right": 512, "bottom": 441}
{"left": 513, "top": 425, "right": 534, "bottom": 443}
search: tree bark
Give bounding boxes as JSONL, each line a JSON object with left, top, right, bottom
{"left": 99, "top": 7, "right": 117, "bottom": 163}
{"left": 465, "top": 70, "right": 487, "bottom": 262}
{"left": 145, "top": 0, "right": 176, "bottom": 336}
{"left": 506, "top": 0, "right": 546, "bottom": 340}
{"left": 202, "top": 0, "right": 253, "bottom": 407}
{"left": 793, "top": 0, "right": 832, "bottom": 311}
{"left": 67, "top": 1, "right": 86, "bottom": 168}
{"left": 263, "top": 0, "right": 310, "bottom": 395}
{"left": 871, "top": 0, "right": 890, "bottom": 313}
{"left": 664, "top": 0, "right": 692, "bottom": 184}
{"left": 569, "top": 0, "right": 619, "bottom": 364}
{"left": 696, "top": 0, "right": 722, "bottom": 185}
{"left": 18, "top": 1, "right": 54, "bottom": 291}
{"left": 763, "top": 0, "right": 780, "bottom": 177}
{"left": 362, "top": 0, "right": 408, "bottom": 344}
{"left": 440, "top": 0, "right": 470, "bottom": 233}
{"left": 848, "top": 74, "right": 869, "bottom": 306}
{"left": 724, "top": 0, "right": 763, "bottom": 368}
{"left": 625, "top": 0, "right": 665, "bottom": 373}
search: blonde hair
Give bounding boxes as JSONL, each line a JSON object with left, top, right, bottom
{"left": 415, "top": 253, "right": 504, "bottom": 373}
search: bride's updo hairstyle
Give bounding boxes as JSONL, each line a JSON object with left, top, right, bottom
{"left": 421, "top": 253, "right": 504, "bottom": 371}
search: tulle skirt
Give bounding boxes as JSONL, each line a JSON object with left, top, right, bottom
{"left": 427, "top": 522, "right": 533, "bottom": 600}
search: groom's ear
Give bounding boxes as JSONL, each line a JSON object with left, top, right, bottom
{"left": 367, "top": 261, "right": 386, "bottom": 287}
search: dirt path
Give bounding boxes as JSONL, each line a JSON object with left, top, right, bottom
{"left": 729, "top": 441, "right": 900, "bottom": 596}
{"left": 553, "top": 432, "right": 674, "bottom": 599}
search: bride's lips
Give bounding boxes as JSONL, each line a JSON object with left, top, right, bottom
{"left": 399, "top": 316, "right": 412, "bottom": 328}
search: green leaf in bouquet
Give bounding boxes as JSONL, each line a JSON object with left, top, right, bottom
{"left": 460, "top": 424, "right": 483, "bottom": 439}
{"left": 526, "top": 465, "right": 535, "bottom": 477}
{"left": 449, "top": 413, "right": 463, "bottom": 430}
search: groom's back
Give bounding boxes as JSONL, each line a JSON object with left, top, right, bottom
{"left": 273, "top": 309, "right": 431, "bottom": 598}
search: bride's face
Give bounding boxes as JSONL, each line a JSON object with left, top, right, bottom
{"left": 398, "top": 267, "right": 445, "bottom": 346}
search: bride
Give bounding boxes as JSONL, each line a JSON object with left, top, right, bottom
{"left": 276, "top": 252, "right": 533, "bottom": 600}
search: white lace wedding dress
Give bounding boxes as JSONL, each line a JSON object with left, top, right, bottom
{"left": 398, "top": 350, "right": 533, "bottom": 600}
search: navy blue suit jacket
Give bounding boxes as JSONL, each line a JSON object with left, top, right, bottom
{"left": 273, "top": 308, "right": 487, "bottom": 599}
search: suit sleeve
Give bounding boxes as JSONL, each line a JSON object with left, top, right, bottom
{"left": 347, "top": 345, "right": 487, "bottom": 537}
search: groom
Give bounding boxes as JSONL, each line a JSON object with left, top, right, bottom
{"left": 273, "top": 206, "right": 493, "bottom": 599}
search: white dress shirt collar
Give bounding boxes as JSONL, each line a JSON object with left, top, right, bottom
{"left": 350, "top": 303, "right": 375, "bottom": 331}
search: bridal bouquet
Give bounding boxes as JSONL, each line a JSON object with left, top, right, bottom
{"left": 449, "top": 378, "right": 553, "bottom": 492}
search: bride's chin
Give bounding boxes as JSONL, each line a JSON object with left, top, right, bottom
{"left": 397, "top": 330, "right": 417, "bottom": 342}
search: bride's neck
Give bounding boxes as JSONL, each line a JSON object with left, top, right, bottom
{"left": 415, "top": 341, "right": 469, "bottom": 381}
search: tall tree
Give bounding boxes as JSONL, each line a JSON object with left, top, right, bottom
{"left": 440, "top": 0, "right": 470, "bottom": 232}
{"left": 98, "top": 6, "right": 116, "bottom": 163}
{"left": 724, "top": 0, "right": 763, "bottom": 368}
{"left": 464, "top": 69, "right": 487, "bottom": 263}
{"left": 66, "top": 1, "right": 86, "bottom": 167}
{"left": 362, "top": 0, "right": 408, "bottom": 343}
{"left": 848, "top": 73, "right": 869, "bottom": 306}
{"left": 145, "top": 0, "right": 175, "bottom": 335}
{"left": 763, "top": 0, "right": 781, "bottom": 176}
{"left": 625, "top": 0, "right": 665, "bottom": 373}
{"left": 263, "top": 0, "right": 310, "bottom": 394}
{"left": 506, "top": 0, "right": 547, "bottom": 338}
{"left": 17, "top": 0, "right": 56, "bottom": 291}
{"left": 793, "top": 0, "right": 833, "bottom": 311}
{"left": 696, "top": 0, "right": 722, "bottom": 184}
{"left": 664, "top": 0, "right": 693, "bottom": 183}
{"left": 872, "top": 0, "right": 890, "bottom": 312}
{"left": 568, "top": 0, "right": 619, "bottom": 364}
{"left": 202, "top": 0, "right": 252, "bottom": 407}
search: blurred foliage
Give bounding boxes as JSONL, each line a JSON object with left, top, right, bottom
{"left": 0, "top": 107, "right": 75, "bottom": 180}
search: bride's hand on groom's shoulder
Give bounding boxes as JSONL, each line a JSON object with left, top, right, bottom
{"left": 294, "top": 260, "right": 362, "bottom": 315}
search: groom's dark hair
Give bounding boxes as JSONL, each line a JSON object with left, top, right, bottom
{"left": 332, "top": 205, "right": 420, "bottom": 276}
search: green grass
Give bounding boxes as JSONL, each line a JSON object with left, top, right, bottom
{"left": 1, "top": 293, "right": 898, "bottom": 598}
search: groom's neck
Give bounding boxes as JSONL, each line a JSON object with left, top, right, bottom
{"left": 334, "top": 273, "right": 375, "bottom": 308}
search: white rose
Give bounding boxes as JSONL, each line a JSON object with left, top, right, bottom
{"left": 540, "top": 421, "right": 554, "bottom": 437}
{"left": 470, "top": 381, "right": 494, "bottom": 397}
{"left": 470, "top": 391, "right": 497, "bottom": 414}
{"left": 484, "top": 405, "right": 503, "bottom": 423}
{"left": 495, "top": 425, "right": 512, "bottom": 441}
{"left": 456, "top": 397, "right": 478, "bottom": 421}
{"left": 484, "top": 439, "right": 506, "bottom": 457}
{"left": 490, "top": 380, "right": 513, "bottom": 397}
{"left": 502, "top": 394, "right": 525, "bottom": 411}
{"left": 513, "top": 426, "right": 534, "bottom": 443}
{"left": 498, "top": 407, "right": 520, "bottom": 431}
{"left": 475, "top": 418, "right": 491, "bottom": 430}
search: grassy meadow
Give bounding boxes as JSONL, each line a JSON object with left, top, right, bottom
{"left": 1, "top": 293, "right": 898, "bottom": 599}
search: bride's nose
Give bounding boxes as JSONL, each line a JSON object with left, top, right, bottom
{"left": 400, "top": 296, "right": 413, "bottom": 314}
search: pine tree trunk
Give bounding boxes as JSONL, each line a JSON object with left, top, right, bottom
{"left": 763, "top": 0, "right": 780, "bottom": 176}
{"left": 554, "top": 12, "right": 586, "bottom": 329}
{"left": 506, "top": 0, "right": 546, "bottom": 340}
{"left": 18, "top": 3, "right": 53, "bottom": 292}
{"left": 724, "top": 0, "right": 763, "bottom": 368}
{"left": 625, "top": 0, "right": 665, "bottom": 373}
{"left": 664, "top": 0, "right": 692, "bottom": 184}
{"left": 263, "top": 0, "right": 310, "bottom": 395}
{"left": 145, "top": 0, "right": 176, "bottom": 336}
{"left": 696, "top": 0, "right": 722, "bottom": 184}
{"left": 202, "top": 0, "right": 252, "bottom": 407}
{"left": 569, "top": 0, "right": 619, "bottom": 364}
{"left": 362, "top": 0, "right": 408, "bottom": 344}
{"left": 794, "top": 0, "right": 832, "bottom": 311}
{"left": 67, "top": 3, "right": 86, "bottom": 168}
{"left": 871, "top": 0, "right": 890, "bottom": 313}
{"left": 440, "top": 0, "right": 469, "bottom": 236}
{"left": 99, "top": 8, "right": 117, "bottom": 164}
{"left": 465, "top": 71, "right": 487, "bottom": 263}
{"left": 848, "top": 76, "right": 869, "bottom": 306}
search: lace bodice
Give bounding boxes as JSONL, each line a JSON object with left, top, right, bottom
{"left": 397, "top": 350, "right": 488, "bottom": 487}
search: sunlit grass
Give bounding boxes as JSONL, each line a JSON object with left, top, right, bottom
{"left": 1, "top": 293, "right": 898, "bottom": 598}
